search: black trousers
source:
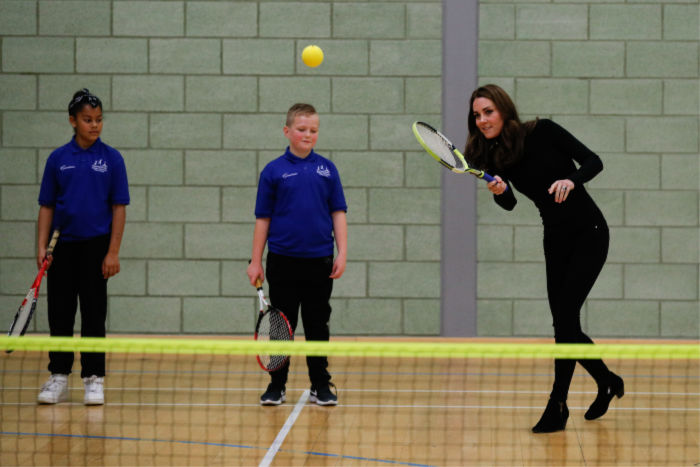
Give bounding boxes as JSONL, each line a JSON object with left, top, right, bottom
{"left": 266, "top": 252, "right": 334, "bottom": 389}
{"left": 543, "top": 220, "right": 610, "bottom": 400}
{"left": 46, "top": 235, "right": 109, "bottom": 378}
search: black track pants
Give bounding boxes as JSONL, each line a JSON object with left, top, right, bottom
{"left": 265, "top": 252, "right": 334, "bottom": 389}
{"left": 46, "top": 235, "right": 109, "bottom": 378}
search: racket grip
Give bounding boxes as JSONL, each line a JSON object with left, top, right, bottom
{"left": 481, "top": 172, "right": 509, "bottom": 191}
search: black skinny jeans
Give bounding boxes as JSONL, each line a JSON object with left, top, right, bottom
{"left": 543, "top": 220, "right": 610, "bottom": 400}
{"left": 266, "top": 252, "right": 334, "bottom": 389}
{"left": 46, "top": 234, "right": 109, "bottom": 378}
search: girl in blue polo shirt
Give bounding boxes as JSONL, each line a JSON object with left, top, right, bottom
{"left": 36, "top": 89, "right": 130, "bottom": 406}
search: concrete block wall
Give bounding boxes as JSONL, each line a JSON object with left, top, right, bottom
{"left": 476, "top": 0, "right": 699, "bottom": 338}
{"left": 0, "top": 1, "right": 696, "bottom": 339}
{"left": 0, "top": 0, "right": 443, "bottom": 336}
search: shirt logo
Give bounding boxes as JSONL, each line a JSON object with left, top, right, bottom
{"left": 60, "top": 164, "right": 76, "bottom": 171}
{"left": 282, "top": 172, "right": 298, "bottom": 179}
{"left": 316, "top": 165, "right": 330, "bottom": 178}
{"left": 91, "top": 159, "right": 108, "bottom": 173}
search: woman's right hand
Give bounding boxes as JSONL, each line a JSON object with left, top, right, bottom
{"left": 487, "top": 175, "right": 508, "bottom": 195}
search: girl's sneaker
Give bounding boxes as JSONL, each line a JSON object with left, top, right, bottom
{"left": 83, "top": 375, "right": 104, "bottom": 405}
{"left": 37, "top": 374, "right": 69, "bottom": 404}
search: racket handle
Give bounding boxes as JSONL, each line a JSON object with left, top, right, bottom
{"left": 481, "top": 172, "right": 509, "bottom": 192}
{"left": 47, "top": 229, "right": 60, "bottom": 253}
{"left": 41, "top": 229, "right": 60, "bottom": 263}
{"left": 255, "top": 279, "right": 262, "bottom": 289}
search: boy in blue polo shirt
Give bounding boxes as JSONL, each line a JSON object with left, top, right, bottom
{"left": 247, "top": 103, "right": 347, "bottom": 406}
{"left": 36, "top": 89, "right": 129, "bottom": 405}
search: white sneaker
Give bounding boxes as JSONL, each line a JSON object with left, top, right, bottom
{"left": 37, "top": 374, "right": 69, "bottom": 404}
{"left": 83, "top": 375, "right": 104, "bottom": 405}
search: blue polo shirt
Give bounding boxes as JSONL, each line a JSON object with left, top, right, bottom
{"left": 255, "top": 148, "right": 347, "bottom": 258}
{"left": 38, "top": 137, "right": 130, "bottom": 242}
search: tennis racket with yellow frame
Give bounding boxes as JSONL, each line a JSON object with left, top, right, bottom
{"left": 412, "top": 121, "right": 504, "bottom": 187}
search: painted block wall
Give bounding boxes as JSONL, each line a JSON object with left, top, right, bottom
{"left": 0, "top": 1, "right": 696, "bottom": 338}
{"left": 476, "top": 0, "right": 699, "bottom": 338}
{"left": 0, "top": 0, "right": 443, "bottom": 336}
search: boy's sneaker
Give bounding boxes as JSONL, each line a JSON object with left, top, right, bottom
{"left": 37, "top": 374, "right": 69, "bottom": 404}
{"left": 260, "top": 384, "right": 286, "bottom": 406}
{"left": 309, "top": 383, "right": 337, "bottom": 406}
{"left": 83, "top": 375, "right": 104, "bottom": 405}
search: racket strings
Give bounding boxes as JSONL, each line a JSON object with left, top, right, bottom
{"left": 8, "top": 291, "right": 36, "bottom": 337}
{"left": 258, "top": 311, "right": 292, "bottom": 342}
{"left": 257, "top": 310, "right": 292, "bottom": 371}
{"left": 416, "top": 125, "right": 466, "bottom": 170}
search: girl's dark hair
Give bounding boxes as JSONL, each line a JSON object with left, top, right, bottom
{"left": 68, "top": 88, "right": 102, "bottom": 117}
{"left": 465, "top": 84, "right": 536, "bottom": 172}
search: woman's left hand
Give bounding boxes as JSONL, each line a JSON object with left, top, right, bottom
{"left": 548, "top": 179, "right": 574, "bottom": 204}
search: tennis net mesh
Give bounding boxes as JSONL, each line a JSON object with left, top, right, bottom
{"left": 1, "top": 336, "right": 698, "bottom": 466}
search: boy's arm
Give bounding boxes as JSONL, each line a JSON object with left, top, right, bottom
{"left": 330, "top": 210, "right": 347, "bottom": 279}
{"left": 247, "top": 217, "right": 270, "bottom": 285}
{"left": 37, "top": 205, "right": 55, "bottom": 269}
{"left": 102, "top": 204, "right": 126, "bottom": 279}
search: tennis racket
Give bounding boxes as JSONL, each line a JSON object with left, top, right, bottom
{"left": 6, "top": 230, "right": 60, "bottom": 349}
{"left": 412, "top": 121, "right": 504, "bottom": 187}
{"left": 254, "top": 279, "right": 293, "bottom": 372}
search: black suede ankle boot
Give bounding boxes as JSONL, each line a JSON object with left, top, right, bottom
{"left": 532, "top": 398, "right": 569, "bottom": 433}
{"left": 585, "top": 372, "right": 624, "bottom": 420}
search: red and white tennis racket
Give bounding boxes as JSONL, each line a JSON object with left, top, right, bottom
{"left": 254, "top": 279, "right": 293, "bottom": 372}
{"left": 6, "top": 230, "right": 60, "bottom": 347}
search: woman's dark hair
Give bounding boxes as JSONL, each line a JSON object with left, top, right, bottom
{"left": 465, "top": 84, "right": 535, "bottom": 172}
{"left": 68, "top": 88, "right": 102, "bottom": 117}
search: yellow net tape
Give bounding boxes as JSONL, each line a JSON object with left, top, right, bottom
{"left": 1, "top": 336, "right": 698, "bottom": 360}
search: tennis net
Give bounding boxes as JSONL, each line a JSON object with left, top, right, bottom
{"left": 1, "top": 336, "right": 698, "bottom": 466}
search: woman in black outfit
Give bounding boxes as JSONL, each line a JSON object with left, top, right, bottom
{"left": 466, "top": 84, "right": 624, "bottom": 433}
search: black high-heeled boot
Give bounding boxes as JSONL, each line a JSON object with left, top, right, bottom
{"left": 585, "top": 372, "right": 624, "bottom": 420}
{"left": 532, "top": 398, "right": 569, "bottom": 433}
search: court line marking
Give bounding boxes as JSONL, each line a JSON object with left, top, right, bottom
{"left": 3, "top": 386, "right": 698, "bottom": 397}
{"left": 3, "top": 401, "right": 697, "bottom": 411}
{"left": 5, "top": 368, "right": 698, "bottom": 379}
{"left": 0, "top": 431, "right": 431, "bottom": 467}
{"left": 259, "top": 389, "right": 309, "bottom": 467}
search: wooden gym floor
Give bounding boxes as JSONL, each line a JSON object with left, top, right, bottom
{"left": 0, "top": 339, "right": 697, "bottom": 466}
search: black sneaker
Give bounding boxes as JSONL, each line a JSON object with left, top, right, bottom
{"left": 309, "top": 383, "right": 337, "bottom": 406}
{"left": 260, "top": 384, "right": 286, "bottom": 406}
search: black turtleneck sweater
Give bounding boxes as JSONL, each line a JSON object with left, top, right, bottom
{"left": 492, "top": 119, "right": 605, "bottom": 229}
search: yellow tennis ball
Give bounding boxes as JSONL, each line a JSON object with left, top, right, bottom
{"left": 302, "top": 45, "right": 324, "bottom": 68}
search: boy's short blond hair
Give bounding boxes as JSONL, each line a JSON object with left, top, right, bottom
{"left": 286, "top": 103, "right": 317, "bottom": 127}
